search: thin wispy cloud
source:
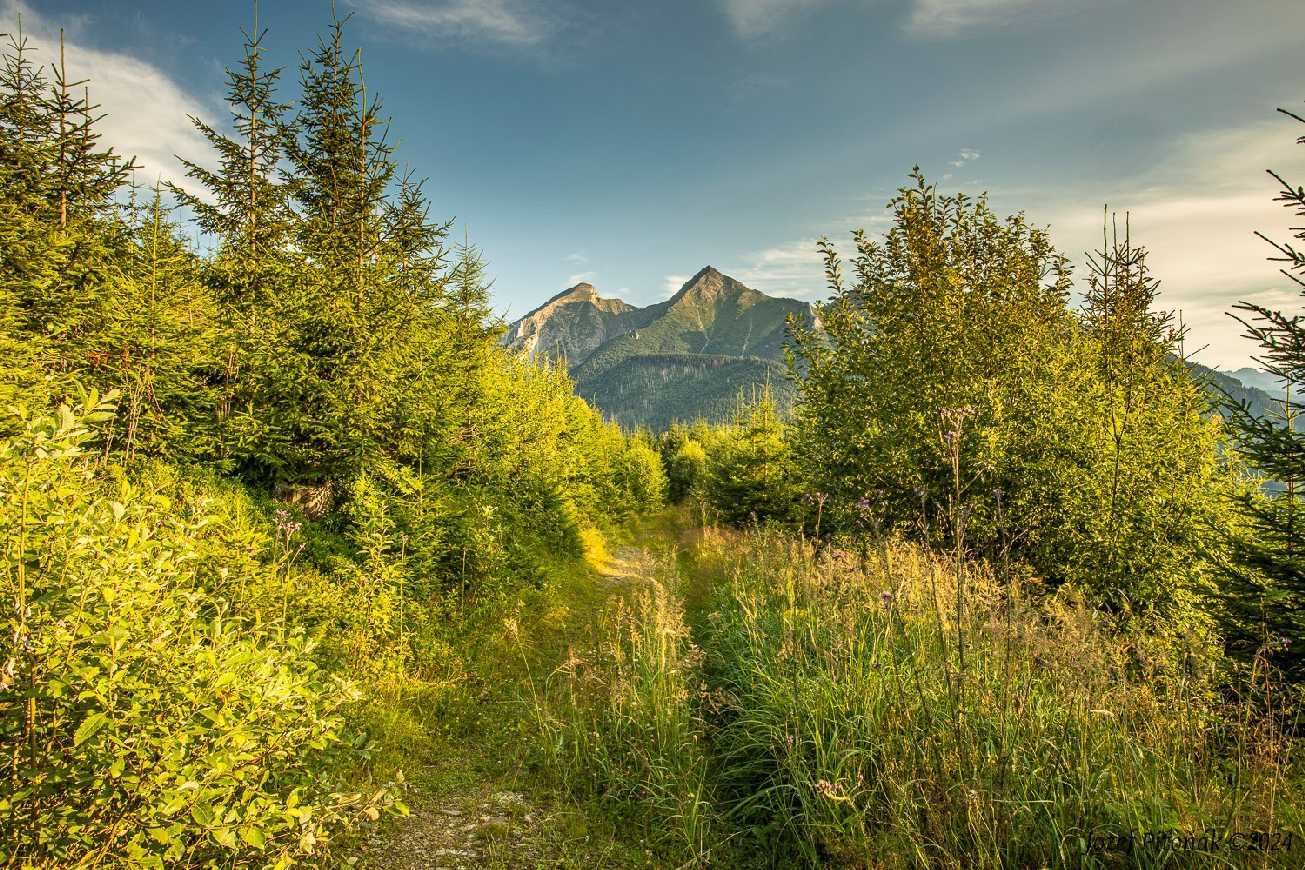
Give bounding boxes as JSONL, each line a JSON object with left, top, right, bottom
{"left": 1, "top": 0, "right": 211, "bottom": 193}
{"left": 950, "top": 148, "right": 981, "bottom": 168}
{"left": 720, "top": 0, "right": 826, "bottom": 39}
{"left": 1012, "top": 14, "right": 1298, "bottom": 120}
{"left": 567, "top": 271, "right": 596, "bottom": 286}
{"left": 359, "top": 0, "right": 560, "bottom": 46}
{"left": 728, "top": 238, "right": 829, "bottom": 300}
{"left": 908, "top": 0, "right": 1055, "bottom": 37}
{"left": 663, "top": 274, "right": 690, "bottom": 297}
{"left": 564, "top": 251, "right": 589, "bottom": 265}
{"left": 722, "top": 0, "right": 1079, "bottom": 40}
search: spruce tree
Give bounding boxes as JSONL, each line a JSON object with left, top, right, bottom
{"left": 279, "top": 10, "right": 405, "bottom": 482}
{"left": 169, "top": 13, "right": 296, "bottom": 478}
{"left": 171, "top": 16, "right": 293, "bottom": 271}
{"left": 0, "top": 26, "right": 132, "bottom": 402}
{"left": 1224, "top": 105, "right": 1305, "bottom": 672}
{"left": 0, "top": 27, "right": 56, "bottom": 400}
{"left": 103, "top": 183, "right": 219, "bottom": 460}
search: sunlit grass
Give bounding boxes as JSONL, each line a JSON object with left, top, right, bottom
{"left": 529, "top": 519, "right": 1305, "bottom": 868}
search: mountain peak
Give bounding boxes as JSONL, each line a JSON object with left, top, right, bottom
{"left": 668, "top": 265, "right": 748, "bottom": 306}
{"left": 505, "top": 263, "right": 818, "bottom": 428}
{"left": 544, "top": 281, "right": 599, "bottom": 305}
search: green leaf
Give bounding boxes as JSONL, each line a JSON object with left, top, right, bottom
{"left": 239, "top": 825, "right": 268, "bottom": 849}
{"left": 191, "top": 801, "right": 216, "bottom": 827}
{"left": 73, "top": 711, "right": 109, "bottom": 747}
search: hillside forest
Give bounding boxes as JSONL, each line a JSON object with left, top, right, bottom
{"left": 4, "top": 12, "right": 1305, "bottom": 869}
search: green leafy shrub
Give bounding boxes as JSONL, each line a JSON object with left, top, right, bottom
{"left": 0, "top": 395, "right": 390, "bottom": 867}
{"left": 789, "top": 173, "right": 1237, "bottom": 628}
{"left": 658, "top": 423, "right": 709, "bottom": 504}
{"left": 612, "top": 435, "right": 669, "bottom": 518}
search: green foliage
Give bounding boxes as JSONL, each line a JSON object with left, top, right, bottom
{"left": 701, "top": 390, "right": 804, "bottom": 527}
{"left": 659, "top": 424, "right": 709, "bottom": 503}
{"left": 1222, "top": 106, "right": 1305, "bottom": 678}
{"left": 0, "top": 17, "right": 667, "bottom": 867}
{"left": 0, "top": 396, "right": 391, "bottom": 867}
{"left": 537, "top": 520, "right": 1302, "bottom": 868}
{"left": 789, "top": 171, "right": 1235, "bottom": 627}
{"left": 0, "top": 27, "right": 134, "bottom": 409}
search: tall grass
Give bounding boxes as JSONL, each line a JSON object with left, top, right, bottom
{"left": 702, "top": 527, "right": 1301, "bottom": 866}
{"left": 528, "top": 551, "right": 720, "bottom": 863}
{"left": 531, "top": 520, "right": 1304, "bottom": 868}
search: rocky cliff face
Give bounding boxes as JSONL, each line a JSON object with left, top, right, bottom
{"left": 501, "top": 282, "right": 649, "bottom": 365}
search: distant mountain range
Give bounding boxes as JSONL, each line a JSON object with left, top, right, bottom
{"left": 1227, "top": 367, "right": 1288, "bottom": 397}
{"left": 505, "top": 266, "right": 1292, "bottom": 431}
{"left": 503, "top": 266, "right": 813, "bottom": 429}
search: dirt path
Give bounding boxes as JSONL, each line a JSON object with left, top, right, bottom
{"left": 355, "top": 537, "right": 667, "bottom": 869}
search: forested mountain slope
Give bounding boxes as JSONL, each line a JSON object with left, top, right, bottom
{"left": 503, "top": 266, "right": 813, "bottom": 428}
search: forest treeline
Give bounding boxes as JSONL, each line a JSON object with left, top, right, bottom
{"left": 1, "top": 15, "right": 665, "bottom": 866}
{"left": 4, "top": 7, "right": 1305, "bottom": 869}
{"left": 660, "top": 168, "right": 1305, "bottom": 666}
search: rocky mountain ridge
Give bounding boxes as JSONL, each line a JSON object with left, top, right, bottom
{"left": 503, "top": 267, "right": 814, "bottom": 429}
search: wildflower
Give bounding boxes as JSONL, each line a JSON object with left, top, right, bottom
{"left": 1282, "top": 636, "right": 1292, "bottom": 652}
{"left": 880, "top": 591, "right": 893, "bottom": 607}
{"left": 273, "top": 508, "right": 301, "bottom": 539}
{"left": 815, "top": 779, "right": 845, "bottom": 799}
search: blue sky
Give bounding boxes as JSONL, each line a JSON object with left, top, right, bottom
{"left": 6, "top": 0, "right": 1305, "bottom": 367}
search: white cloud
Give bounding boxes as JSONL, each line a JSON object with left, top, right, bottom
{"left": 722, "top": 0, "right": 1083, "bottom": 40}
{"left": 359, "top": 0, "right": 559, "bottom": 46}
{"left": 949, "top": 147, "right": 980, "bottom": 168}
{"left": 727, "top": 238, "right": 830, "bottom": 299}
{"left": 663, "top": 274, "right": 690, "bottom": 297}
{"left": 1, "top": 1, "right": 212, "bottom": 192}
{"left": 729, "top": 122, "right": 1304, "bottom": 367}
{"left": 721, "top": 0, "right": 827, "bottom": 38}
{"left": 564, "top": 251, "right": 589, "bottom": 265}
{"left": 908, "top": 0, "right": 1051, "bottom": 37}
{"left": 566, "top": 271, "right": 596, "bottom": 286}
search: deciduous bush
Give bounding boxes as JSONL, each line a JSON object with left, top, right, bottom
{"left": 788, "top": 172, "right": 1237, "bottom": 628}
{"left": 0, "top": 396, "right": 390, "bottom": 867}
